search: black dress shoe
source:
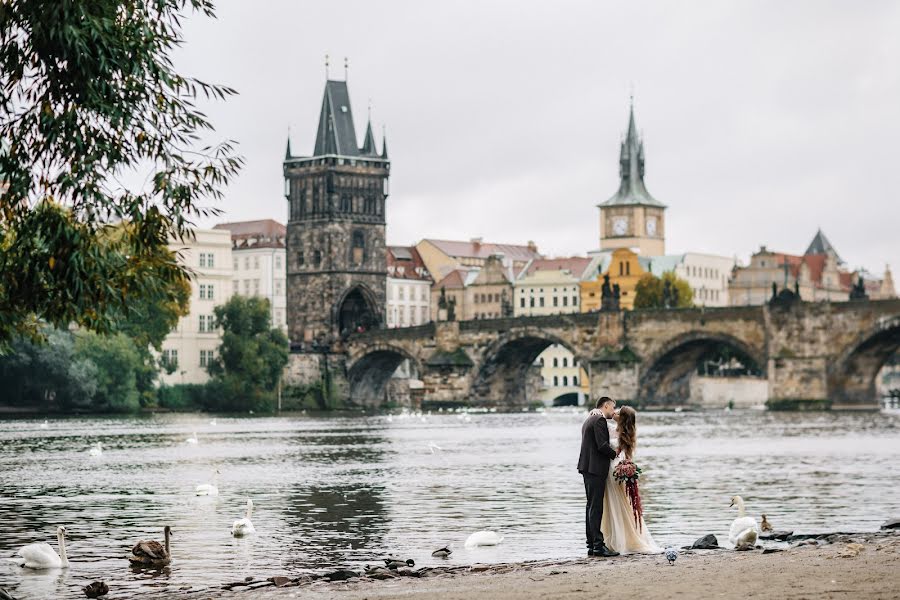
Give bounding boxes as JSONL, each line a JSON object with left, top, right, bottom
{"left": 587, "top": 548, "right": 595, "bottom": 556}
{"left": 592, "top": 545, "right": 620, "bottom": 557}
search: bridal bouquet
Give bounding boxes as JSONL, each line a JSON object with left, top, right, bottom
{"left": 613, "top": 459, "right": 644, "bottom": 531}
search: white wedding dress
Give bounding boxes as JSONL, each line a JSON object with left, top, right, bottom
{"left": 601, "top": 420, "right": 662, "bottom": 554}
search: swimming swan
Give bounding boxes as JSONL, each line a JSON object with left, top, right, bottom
{"left": 465, "top": 531, "right": 504, "bottom": 547}
{"left": 17, "top": 526, "right": 69, "bottom": 569}
{"left": 88, "top": 442, "right": 103, "bottom": 457}
{"left": 231, "top": 500, "right": 256, "bottom": 537}
{"left": 728, "top": 496, "right": 759, "bottom": 547}
{"left": 128, "top": 526, "right": 171, "bottom": 567}
{"left": 195, "top": 470, "right": 219, "bottom": 496}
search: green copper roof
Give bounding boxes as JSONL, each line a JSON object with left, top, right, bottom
{"left": 599, "top": 104, "right": 666, "bottom": 208}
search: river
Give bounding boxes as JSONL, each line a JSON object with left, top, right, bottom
{"left": 1, "top": 409, "right": 898, "bottom": 598}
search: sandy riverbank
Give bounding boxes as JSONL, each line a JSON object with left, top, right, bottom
{"left": 211, "top": 531, "right": 900, "bottom": 600}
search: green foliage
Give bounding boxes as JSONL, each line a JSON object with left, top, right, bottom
{"left": 207, "top": 296, "right": 289, "bottom": 411}
{"left": 0, "top": 0, "right": 241, "bottom": 345}
{"left": 633, "top": 271, "right": 694, "bottom": 310}
{"left": 157, "top": 383, "right": 208, "bottom": 411}
{"left": 74, "top": 331, "right": 142, "bottom": 412}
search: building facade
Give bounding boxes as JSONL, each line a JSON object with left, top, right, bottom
{"left": 214, "top": 220, "right": 287, "bottom": 331}
{"left": 283, "top": 78, "right": 389, "bottom": 346}
{"left": 580, "top": 249, "right": 646, "bottom": 311}
{"left": 159, "top": 228, "right": 233, "bottom": 386}
{"left": 386, "top": 246, "right": 433, "bottom": 328}
{"left": 729, "top": 230, "right": 852, "bottom": 306}
{"left": 642, "top": 253, "right": 735, "bottom": 307}
{"left": 597, "top": 103, "right": 666, "bottom": 257}
{"left": 416, "top": 238, "right": 541, "bottom": 283}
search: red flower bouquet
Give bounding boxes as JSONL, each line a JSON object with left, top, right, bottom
{"left": 613, "top": 459, "right": 643, "bottom": 531}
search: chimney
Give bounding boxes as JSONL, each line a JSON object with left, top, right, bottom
{"left": 527, "top": 240, "right": 537, "bottom": 253}
{"left": 471, "top": 237, "right": 483, "bottom": 249}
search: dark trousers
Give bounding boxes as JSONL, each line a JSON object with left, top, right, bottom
{"left": 583, "top": 473, "right": 607, "bottom": 550}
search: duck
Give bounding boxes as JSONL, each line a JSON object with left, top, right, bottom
{"left": 728, "top": 496, "right": 760, "bottom": 547}
{"left": 231, "top": 499, "right": 256, "bottom": 537}
{"left": 88, "top": 442, "right": 103, "bottom": 457}
{"left": 665, "top": 547, "right": 677, "bottom": 565}
{"left": 383, "top": 558, "right": 414, "bottom": 570}
{"left": 465, "top": 530, "right": 504, "bottom": 547}
{"left": 17, "top": 526, "right": 69, "bottom": 569}
{"left": 82, "top": 581, "right": 109, "bottom": 598}
{"left": 195, "top": 470, "right": 219, "bottom": 496}
{"left": 128, "top": 526, "right": 171, "bottom": 567}
{"left": 185, "top": 431, "right": 199, "bottom": 445}
{"left": 431, "top": 544, "right": 452, "bottom": 558}
{"left": 760, "top": 514, "right": 773, "bottom": 532}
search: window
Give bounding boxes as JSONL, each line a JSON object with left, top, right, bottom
{"left": 520, "top": 297, "right": 525, "bottom": 308}
{"left": 199, "top": 315, "right": 214, "bottom": 333}
{"left": 420, "top": 307, "right": 428, "bottom": 323}
{"left": 626, "top": 262, "right": 631, "bottom": 276}
{"left": 200, "top": 349, "right": 213, "bottom": 367}
{"left": 563, "top": 376, "right": 568, "bottom": 386}
{"left": 399, "top": 287, "right": 405, "bottom": 300}
{"left": 161, "top": 349, "right": 178, "bottom": 369}
{"left": 199, "top": 252, "right": 214, "bottom": 268}
{"left": 573, "top": 296, "right": 578, "bottom": 306}
{"left": 553, "top": 376, "right": 559, "bottom": 386}
{"left": 275, "top": 255, "right": 282, "bottom": 269}
{"left": 553, "top": 297, "right": 558, "bottom": 307}
{"left": 298, "top": 251, "right": 305, "bottom": 266}
{"left": 253, "top": 279, "right": 260, "bottom": 296}
{"left": 199, "top": 284, "right": 214, "bottom": 301}
{"left": 539, "top": 297, "right": 545, "bottom": 307}
{"left": 254, "top": 256, "right": 260, "bottom": 270}
{"left": 553, "top": 357, "right": 559, "bottom": 367}
{"left": 351, "top": 230, "right": 365, "bottom": 265}
{"left": 244, "top": 257, "right": 250, "bottom": 270}
{"left": 313, "top": 250, "right": 322, "bottom": 265}
{"left": 562, "top": 357, "right": 568, "bottom": 367}
{"left": 530, "top": 297, "right": 535, "bottom": 307}
{"left": 233, "top": 258, "right": 238, "bottom": 271}
{"left": 573, "top": 375, "right": 579, "bottom": 386}
{"left": 275, "top": 280, "right": 283, "bottom": 295}
{"left": 563, "top": 296, "right": 568, "bottom": 307}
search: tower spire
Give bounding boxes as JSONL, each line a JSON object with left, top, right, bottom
{"left": 325, "top": 54, "right": 330, "bottom": 79}
{"left": 599, "top": 101, "right": 664, "bottom": 208}
{"left": 381, "top": 124, "right": 388, "bottom": 159}
{"left": 285, "top": 128, "right": 292, "bottom": 159}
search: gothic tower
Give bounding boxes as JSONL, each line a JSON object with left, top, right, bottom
{"left": 284, "top": 79, "right": 390, "bottom": 348}
{"left": 597, "top": 102, "right": 666, "bottom": 256}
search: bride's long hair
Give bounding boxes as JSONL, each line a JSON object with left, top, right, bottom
{"left": 617, "top": 406, "right": 637, "bottom": 459}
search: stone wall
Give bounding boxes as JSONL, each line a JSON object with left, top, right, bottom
{"left": 689, "top": 375, "right": 768, "bottom": 409}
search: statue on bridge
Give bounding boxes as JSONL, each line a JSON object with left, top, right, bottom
{"left": 849, "top": 276, "right": 869, "bottom": 301}
{"left": 601, "top": 274, "right": 620, "bottom": 311}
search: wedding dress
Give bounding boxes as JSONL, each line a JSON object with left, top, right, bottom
{"left": 601, "top": 420, "right": 662, "bottom": 554}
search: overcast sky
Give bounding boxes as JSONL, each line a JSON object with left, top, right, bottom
{"left": 173, "top": 0, "right": 899, "bottom": 274}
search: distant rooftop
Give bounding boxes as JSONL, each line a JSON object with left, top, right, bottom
{"left": 214, "top": 219, "right": 286, "bottom": 249}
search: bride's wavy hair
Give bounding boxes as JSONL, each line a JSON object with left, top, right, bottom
{"left": 617, "top": 406, "right": 637, "bottom": 458}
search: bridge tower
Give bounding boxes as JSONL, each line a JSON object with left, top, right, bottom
{"left": 284, "top": 78, "right": 390, "bottom": 348}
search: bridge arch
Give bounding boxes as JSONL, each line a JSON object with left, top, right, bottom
{"left": 347, "top": 343, "right": 421, "bottom": 407}
{"left": 470, "top": 329, "right": 587, "bottom": 406}
{"left": 638, "top": 330, "right": 765, "bottom": 406}
{"left": 829, "top": 315, "right": 900, "bottom": 408}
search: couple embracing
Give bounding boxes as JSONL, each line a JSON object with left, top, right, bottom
{"left": 578, "top": 396, "right": 661, "bottom": 557}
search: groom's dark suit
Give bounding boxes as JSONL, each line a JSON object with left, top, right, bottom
{"left": 578, "top": 413, "right": 618, "bottom": 553}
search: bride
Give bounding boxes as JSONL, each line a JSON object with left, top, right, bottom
{"left": 597, "top": 406, "right": 661, "bottom": 554}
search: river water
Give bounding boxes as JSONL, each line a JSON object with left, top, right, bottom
{"left": 1, "top": 409, "right": 899, "bottom": 599}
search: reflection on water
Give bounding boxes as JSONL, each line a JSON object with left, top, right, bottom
{"left": 0, "top": 410, "right": 899, "bottom": 599}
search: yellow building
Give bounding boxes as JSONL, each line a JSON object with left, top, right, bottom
{"left": 581, "top": 248, "right": 646, "bottom": 311}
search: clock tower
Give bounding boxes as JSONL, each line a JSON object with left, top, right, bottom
{"left": 597, "top": 102, "right": 666, "bottom": 256}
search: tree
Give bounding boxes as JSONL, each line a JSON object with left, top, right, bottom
{"left": 207, "top": 296, "right": 289, "bottom": 411}
{"left": 75, "top": 331, "right": 142, "bottom": 411}
{"left": 0, "top": 0, "right": 241, "bottom": 345}
{"left": 633, "top": 272, "right": 693, "bottom": 309}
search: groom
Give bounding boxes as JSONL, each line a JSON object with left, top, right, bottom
{"left": 577, "top": 396, "right": 620, "bottom": 558}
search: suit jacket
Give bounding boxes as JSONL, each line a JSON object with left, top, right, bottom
{"left": 577, "top": 413, "right": 618, "bottom": 477}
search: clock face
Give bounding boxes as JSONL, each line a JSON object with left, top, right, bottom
{"left": 612, "top": 217, "right": 628, "bottom": 236}
{"left": 646, "top": 217, "right": 657, "bottom": 236}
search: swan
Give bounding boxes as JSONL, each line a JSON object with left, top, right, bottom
{"left": 195, "top": 470, "right": 219, "bottom": 496}
{"left": 465, "top": 530, "right": 504, "bottom": 547}
{"left": 209, "top": 419, "right": 217, "bottom": 426}
{"left": 88, "top": 442, "right": 102, "bottom": 457}
{"left": 185, "top": 431, "right": 198, "bottom": 445}
{"left": 40, "top": 420, "right": 49, "bottom": 429}
{"left": 18, "top": 526, "right": 69, "bottom": 569}
{"left": 128, "top": 526, "right": 171, "bottom": 567}
{"left": 231, "top": 500, "right": 256, "bottom": 537}
{"left": 728, "top": 496, "right": 759, "bottom": 547}
{"left": 431, "top": 544, "right": 452, "bottom": 558}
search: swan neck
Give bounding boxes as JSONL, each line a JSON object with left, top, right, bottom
{"left": 246, "top": 502, "right": 253, "bottom": 519}
{"left": 57, "top": 530, "right": 69, "bottom": 566}
{"left": 164, "top": 528, "right": 170, "bottom": 555}
{"left": 736, "top": 500, "right": 746, "bottom": 517}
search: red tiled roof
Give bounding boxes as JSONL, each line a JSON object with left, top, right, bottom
{"left": 769, "top": 252, "right": 840, "bottom": 289}
{"left": 387, "top": 246, "right": 432, "bottom": 281}
{"left": 433, "top": 269, "right": 467, "bottom": 290}
{"left": 523, "top": 257, "right": 593, "bottom": 278}
{"left": 424, "top": 238, "right": 541, "bottom": 263}
{"left": 214, "top": 220, "right": 286, "bottom": 248}
{"left": 838, "top": 271, "right": 853, "bottom": 290}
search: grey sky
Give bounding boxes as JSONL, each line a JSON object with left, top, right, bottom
{"left": 174, "top": 0, "right": 899, "bottom": 274}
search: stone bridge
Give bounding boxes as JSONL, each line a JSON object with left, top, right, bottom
{"left": 297, "top": 299, "right": 900, "bottom": 410}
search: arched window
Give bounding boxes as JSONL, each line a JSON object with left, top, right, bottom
{"left": 563, "top": 376, "right": 568, "bottom": 386}
{"left": 351, "top": 230, "right": 365, "bottom": 265}
{"left": 553, "top": 376, "right": 559, "bottom": 386}
{"left": 573, "top": 375, "right": 579, "bottom": 386}
{"left": 553, "top": 357, "right": 558, "bottom": 367}
{"left": 313, "top": 250, "right": 322, "bottom": 266}
{"left": 562, "top": 357, "right": 568, "bottom": 367}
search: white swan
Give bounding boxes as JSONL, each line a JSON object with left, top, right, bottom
{"left": 18, "top": 526, "right": 69, "bottom": 569}
{"left": 728, "top": 496, "right": 759, "bottom": 546}
{"left": 40, "top": 420, "right": 49, "bottom": 429}
{"left": 185, "top": 431, "right": 198, "bottom": 445}
{"left": 209, "top": 419, "right": 217, "bottom": 426}
{"left": 195, "top": 470, "right": 219, "bottom": 496}
{"left": 88, "top": 442, "right": 103, "bottom": 457}
{"left": 231, "top": 499, "right": 256, "bottom": 537}
{"left": 465, "top": 530, "right": 504, "bottom": 547}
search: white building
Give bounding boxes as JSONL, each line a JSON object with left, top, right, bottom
{"left": 159, "top": 228, "right": 233, "bottom": 385}
{"left": 643, "top": 253, "right": 735, "bottom": 307}
{"left": 213, "top": 220, "right": 287, "bottom": 332}
{"left": 386, "top": 246, "right": 432, "bottom": 328}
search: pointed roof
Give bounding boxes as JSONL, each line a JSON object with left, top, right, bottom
{"left": 599, "top": 103, "right": 665, "bottom": 208}
{"left": 361, "top": 120, "right": 377, "bottom": 155}
{"left": 313, "top": 80, "right": 360, "bottom": 157}
{"left": 285, "top": 135, "right": 292, "bottom": 160}
{"left": 804, "top": 229, "right": 842, "bottom": 263}
{"left": 381, "top": 132, "right": 388, "bottom": 159}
